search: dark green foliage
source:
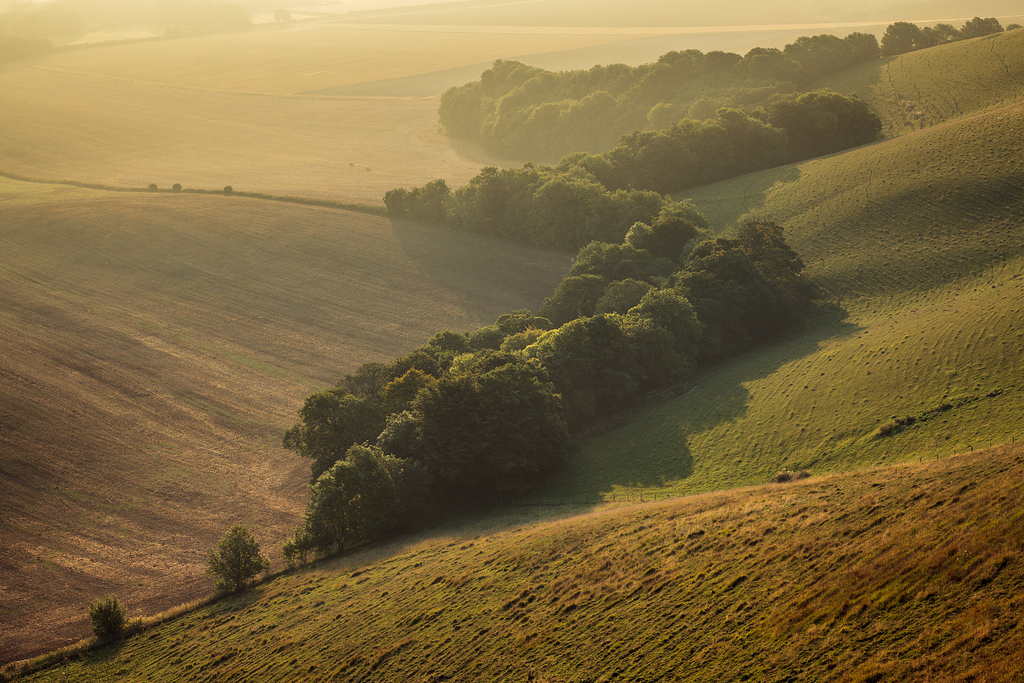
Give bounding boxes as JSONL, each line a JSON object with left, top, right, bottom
{"left": 282, "top": 387, "right": 386, "bottom": 482}
{"left": 882, "top": 21, "right": 923, "bottom": 56}
{"left": 625, "top": 215, "right": 704, "bottom": 263}
{"left": 388, "top": 348, "right": 443, "bottom": 381}
{"left": 882, "top": 17, "right": 1001, "bottom": 56}
{"left": 392, "top": 90, "right": 878, "bottom": 247}
{"left": 383, "top": 179, "right": 453, "bottom": 223}
{"left": 494, "top": 310, "right": 552, "bottom": 336}
{"left": 527, "top": 315, "right": 642, "bottom": 427}
{"left": 382, "top": 369, "right": 436, "bottom": 415}
{"left": 294, "top": 445, "right": 428, "bottom": 556}
{"left": 406, "top": 357, "right": 571, "bottom": 495}
{"left": 759, "top": 90, "right": 881, "bottom": 161}
{"left": 439, "top": 29, "right": 882, "bottom": 162}
{"left": 285, "top": 218, "right": 813, "bottom": 552}
{"left": 961, "top": 17, "right": 1003, "bottom": 39}
{"left": 88, "top": 596, "right": 126, "bottom": 641}
{"left": 468, "top": 325, "right": 505, "bottom": 351}
{"left": 919, "top": 23, "right": 962, "bottom": 48}
{"left": 627, "top": 289, "right": 703, "bottom": 364}
{"left": 595, "top": 279, "right": 655, "bottom": 314}
{"left": 342, "top": 362, "right": 390, "bottom": 400}
{"left": 589, "top": 108, "right": 790, "bottom": 193}
{"left": 675, "top": 222, "right": 816, "bottom": 361}
{"left": 205, "top": 525, "right": 269, "bottom": 593}
{"left": 540, "top": 274, "right": 607, "bottom": 326}
{"left": 567, "top": 241, "right": 670, "bottom": 282}
{"left": 389, "top": 162, "right": 674, "bottom": 249}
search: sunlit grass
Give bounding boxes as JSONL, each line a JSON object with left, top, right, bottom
{"left": 15, "top": 444, "right": 1024, "bottom": 681}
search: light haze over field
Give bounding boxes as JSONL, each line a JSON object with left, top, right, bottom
{"left": 2, "top": 0, "right": 1024, "bottom": 671}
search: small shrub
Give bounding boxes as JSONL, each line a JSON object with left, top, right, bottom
{"left": 172, "top": 183, "right": 182, "bottom": 192}
{"left": 88, "top": 595, "right": 126, "bottom": 641}
{"left": 873, "top": 414, "right": 915, "bottom": 439}
{"left": 223, "top": 185, "right": 233, "bottom": 195}
{"left": 282, "top": 528, "right": 311, "bottom": 569}
{"left": 147, "top": 183, "right": 158, "bottom": 192}
{"left": 771, "top": 469, "right": 810, "bottom": 483}
{"left": 206, "top": 525, "right": 269, "bottom": 592}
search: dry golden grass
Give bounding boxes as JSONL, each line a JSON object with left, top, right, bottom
{"left": 14, "top": 443, "right": 1024, "bottom": 681}
{"left": 0, "top": 177, "right": 570, "bottom": 663}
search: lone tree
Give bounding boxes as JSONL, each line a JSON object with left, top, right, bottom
{"left": 88, "top": 595, "right": 126, "bottom": 641}
{"left": 206, "top": 525, "right": 269, "bottom": 593}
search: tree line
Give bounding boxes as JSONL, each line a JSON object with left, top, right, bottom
{"left": 280, "top": 214, "right": 820, "bottom": 564}
{"left": 880, "top": 17, "right": 1011, "bottom": 57}
{"left": 386, "top": 89, "right": 880, "bottom": 248}
{"left": 438, "top": 31, "right": 882, "bottom": 160}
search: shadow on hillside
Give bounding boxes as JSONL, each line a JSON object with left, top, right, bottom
{"left": 387, "top": 218, "right": 573, "bottom": 324}
{"left": 681, "top": 163, "right": 803, "bottom": 232}
{"left": 539, "top": 304, "right": 861, "bottom": 502}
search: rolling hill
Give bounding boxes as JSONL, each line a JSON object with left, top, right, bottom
{"left": 15, "top": 443, "right": 1024, "bottom": 681}
{"left": 5, "top": 13, "right": 1024, "bottom": 679}
{"left": 536, "top": 30, "right": 1024, "bottom": 501}
{"left": 0, "top": 179, "right": 571, "bottom": 663}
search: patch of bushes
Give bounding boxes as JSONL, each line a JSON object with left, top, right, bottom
{"left": 770, "top": 469, "right": 811, "bottom": 483}
{"left": 88, "top": 595, "right": 126, "bottom": 641}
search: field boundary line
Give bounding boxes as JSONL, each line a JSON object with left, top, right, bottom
{"left": 0, "top": 170, "right": 387, "bottom": 217}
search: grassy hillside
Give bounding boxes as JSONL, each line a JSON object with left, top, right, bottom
{"left": 0, "top": 178, "right": 570, "bottom": 663}
{"left": 822, "top": 29, "right": 1024, "bottom": 137}
{"left": 16, "top": 443, "right": 1024, "bottom": 681}
{"left": 538, "top": 33, "right": 1024, "bottom": 501}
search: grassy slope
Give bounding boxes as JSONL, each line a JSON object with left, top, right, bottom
{"left": 20, "top": 443, "right": 1024, "bottom": 682}
{"left": 536, "top": 32, "right": 1024, "bottom": 502}
{"left": 823, "top": 29, "right": 1024, "bottom": 138}
{"left": 0, "top": 179, "right": 570, "bottom": 662}
{"left": 8, "top": 17, "right": 1024, "bottom": 678}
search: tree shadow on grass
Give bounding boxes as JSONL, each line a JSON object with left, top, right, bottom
{"left": 537, "top": 304, "right": 861, "bottom": 502}
{"left": 387, "top": 217, "right": 573, "bottom": 325}
{"left": 679, "top": 162, "right": 804, "bottom": 232}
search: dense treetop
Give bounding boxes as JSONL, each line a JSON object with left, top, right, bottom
{"left": 283, "top": 212, "right": 820, "bottom": 560}
{"left": 439, "top": 31, "right": 881, "bottom": 160}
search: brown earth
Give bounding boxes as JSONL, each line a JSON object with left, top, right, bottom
{"left": 0, "top": 182, "right": 571, "bottom": 663}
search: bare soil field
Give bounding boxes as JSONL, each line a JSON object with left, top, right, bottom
{"left": 0, "top": 178, "right": 571, "bottom": 663}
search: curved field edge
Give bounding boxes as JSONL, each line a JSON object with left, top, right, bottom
{"left": 542, "top": 59, "right": 1024, "bottom": 502}
{"left": 16, "top": 443, "right": 1024, "bottom": 682}
{"left": 0, "top": 178, "right": 571, "bottom": 663}
{"left": 548, "top": 257, "right": 1024, "bottom": 501}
